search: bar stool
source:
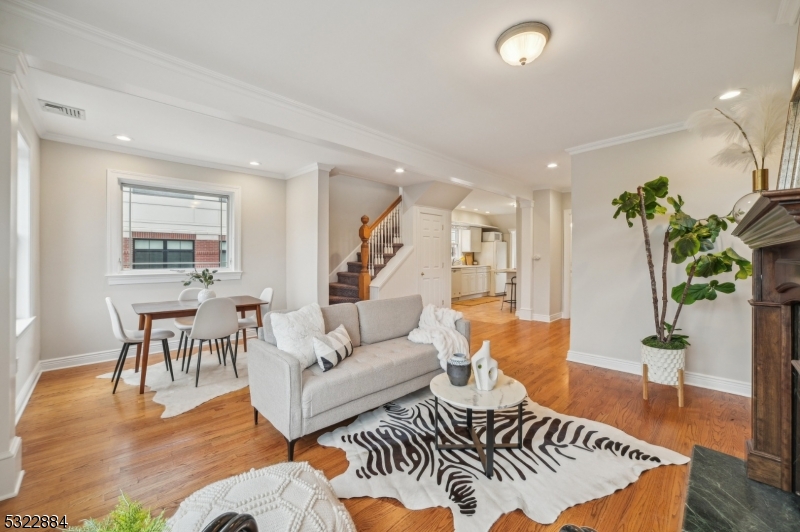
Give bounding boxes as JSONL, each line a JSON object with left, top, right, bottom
{"left": 501, "top": 276, "right": 516, "bottom": 313}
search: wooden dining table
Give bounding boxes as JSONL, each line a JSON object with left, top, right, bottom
{"left": 131, "top": 295, "right": 268, "bottom": 394}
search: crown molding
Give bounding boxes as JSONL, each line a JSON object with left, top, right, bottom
{"left": 565, "top": 122, "right": 686, "bottom": 155}
{"left": 285, "top": 163, "right": 335, "bottom": 179}
{"left": 0, "top": 0, "right": 523, "bottom": 192}
{"left": 41, "top": 133, "right": 287, "bottom": 179}
{"left": 776, "top": 0, "right": 800, "bottom": 24}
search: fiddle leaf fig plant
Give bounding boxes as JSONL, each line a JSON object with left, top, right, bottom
{"left": 612, "top": 176, "right": 752, "bottom": 349}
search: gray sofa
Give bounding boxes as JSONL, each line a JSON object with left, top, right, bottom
{"left": 248, "top": 294, "right": 471, "bottom": 460}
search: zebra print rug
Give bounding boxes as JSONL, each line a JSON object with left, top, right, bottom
{"left": 318, "top": 389, "right": 689, "bottom": 531}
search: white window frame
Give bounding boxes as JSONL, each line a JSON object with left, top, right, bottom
{"left": 16, "top": 131, "right": 34, "bottom": 337}
{"left": 106, "top": 169, "right": 243, "bottom": 285}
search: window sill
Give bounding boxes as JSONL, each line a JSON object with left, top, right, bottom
{"left": 16, "top": 317, "right": 36, "bottom": 338}
{"left": 106, "top": 270, "right": 243, "bottom": 286}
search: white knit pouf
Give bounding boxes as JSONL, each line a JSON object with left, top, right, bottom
{"left": 167, "top": 462, "right": 356, "bottom": 532}
{"left": 641, "top": 345, "right": 685, "bottom": 386}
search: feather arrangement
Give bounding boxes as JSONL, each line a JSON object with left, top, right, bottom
{"left": 685, "top": 86, "right": 788, "bottom": 171}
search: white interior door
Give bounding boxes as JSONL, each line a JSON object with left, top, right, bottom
{"left": 562, "top": 209, "right": 572, "bottom": 319}
{"left": 418, "top": 209, "right": 446, "bottom": 306}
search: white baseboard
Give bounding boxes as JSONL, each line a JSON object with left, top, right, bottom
{"left": 517, "top": 309, "right": 563, "bottom": 322}
{"left": 0, "top": 437, "right": 23, "bottom": 502}
{"left": 566, "top": 350, "right": 751, "bottom": 397}
{"left": 15, "top": 363, "right": 41, "bottom": 425}
{"left": 533, "top": 312, "right": 562, "bottom": 322}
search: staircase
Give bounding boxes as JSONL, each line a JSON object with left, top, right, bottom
{"left": 329, "top": 197, "right": 403, "bottom": 304}
{"left": 329, "top": 244, "right": 404, "bottom": 304}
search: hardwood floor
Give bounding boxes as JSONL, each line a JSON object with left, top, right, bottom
{"left": 1, "top": 300, "right": 750, "bottom": 531}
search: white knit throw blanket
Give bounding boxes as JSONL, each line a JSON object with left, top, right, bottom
{"left": 408, "top": 304, "right": 470, "bottom": 370}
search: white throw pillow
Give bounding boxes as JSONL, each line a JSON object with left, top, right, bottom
{"left": 313, "top": 324, "right": 353, "bottom": 372}
{"left": 270, "top": 303, "right": 325, "bottom": 368}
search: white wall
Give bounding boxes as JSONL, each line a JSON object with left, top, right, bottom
{"left": 329, "top": 175, "right": 398, "bottom": 271}
{"left": 39, "top": 140, "right": 287, "bottom": 361}
{"left": 569, "top": 130, "right": 757, "bottom": 392}
{"left": 286, "top": 166, "right": 329, "bottom": 308}
{"left": 532, "top": 190, "right": 564, "bottom": 320}
{"left": 15, "top": 103, "right": 40, "bottom": 415}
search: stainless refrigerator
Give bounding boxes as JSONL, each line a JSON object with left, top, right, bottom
{"left": 480, "top": 241, "right": 508, "bottom": 296}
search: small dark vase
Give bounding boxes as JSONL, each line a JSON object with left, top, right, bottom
{"left": 447, "top": 353, "right": 471, "bottom": 387}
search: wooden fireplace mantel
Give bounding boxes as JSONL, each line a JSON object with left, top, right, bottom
{"left": 731, "top": 188, "right": 800, "bottom": 493}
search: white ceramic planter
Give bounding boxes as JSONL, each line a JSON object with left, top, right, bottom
{"left": 198, "top": 289, "right": 216, "bottom": 303}
{"left": 641, "top": 344, "right": 685, "bottom": 386}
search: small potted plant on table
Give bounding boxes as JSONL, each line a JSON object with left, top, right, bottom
{"left": 184, "top": 268, "right": 218, "bottom": 302}
{"left": 612, "top": 176, "right": 752, "bottom": 406}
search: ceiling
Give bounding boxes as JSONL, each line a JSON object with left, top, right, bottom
{"left": 456, "top": 190, "right": 518, "bottom": 215}
{"left": 2, "top": 0, "right": 798, "bottom": 194}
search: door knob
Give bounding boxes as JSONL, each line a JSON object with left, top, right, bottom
{"left": 421, "top": 272, "right": 424, "bottom": 276}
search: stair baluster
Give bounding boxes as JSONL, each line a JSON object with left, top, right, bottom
{"left": 346, "top": 196, "right": 403, "bottom": 303}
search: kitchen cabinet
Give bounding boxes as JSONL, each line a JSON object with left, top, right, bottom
{"left": 452, "top": 266, "right": 491, "bottom": 300}
{"left": 459, "top": 227, "right": 482, "bottom": 253}
{"left": 451, "top": 269, "right": 462, "bottom": 298}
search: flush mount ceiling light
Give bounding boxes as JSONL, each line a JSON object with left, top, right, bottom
{"left": 719, "top": 90, "right": 742, "bottom": 100}
{"left": 249, "top": 161, "right": 261, "bottom": 166}
{"left": 115, "top": 135, "right": 132, "bottom": 141}
{"left": 496, "top": 22, "right": 551, "bottom": 66}
{"left": 395, "top": 167, "right": 405, "bottom": 173}
{"left": 547, "top": 162, "right": 558, "bottom": 168}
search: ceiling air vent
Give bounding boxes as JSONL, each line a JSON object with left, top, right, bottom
{"left": 39, "top": 99, "right": 86, "bottom": 120}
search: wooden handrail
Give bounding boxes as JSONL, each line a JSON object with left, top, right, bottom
{"left": 369, "top": 196, "right": 402, "bottom": 230}
{"left": 358, "top": 215, "right": 371, "bottom": 300}
{"left": 358, "top": 196, "right": 403, "bottom": 300}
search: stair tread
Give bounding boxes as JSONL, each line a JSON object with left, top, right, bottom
{"left": 330, "top": 295, "right": 360, "bottom": 304}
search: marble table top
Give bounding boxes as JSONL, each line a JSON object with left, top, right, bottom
{"left": 430, "top": 371, "right": 527, "bottom": 410}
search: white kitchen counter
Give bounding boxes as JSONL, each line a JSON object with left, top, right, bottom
{"left": 451, "top": 264, "right": 490, "bottom": 269}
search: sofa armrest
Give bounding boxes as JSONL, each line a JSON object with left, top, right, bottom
{"left": 247, "top": 339, "right": 303, "bottom": 440}
{"left": 455, "top": 318, "right": 471, "bottom": 346}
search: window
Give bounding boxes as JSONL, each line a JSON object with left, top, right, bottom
{"left": 16, "top": 133, "right": 31, "bottom": 321}
{"left": 121, "top": 184, "right": 228, "bottom": 271}
{"left": 219, "top": 240, "right": 227, "bottom": 268}
{"left": 133, "top": 239, "right": 195, "bottom": 269}
{"left": 107, "top": 170, "right": 242, "bottom": 285}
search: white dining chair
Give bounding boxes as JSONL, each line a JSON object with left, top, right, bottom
{"left": 236, "top": 287, "right": 273, "bottom": 352}
{"left": 185, "top": 297, "right": 240, "bottom": 387}
{"left": 174, "top": 287, "right": 221, "bottom": 370}
{"left": 106, "top": 297, "right": 175, "bottom": 394}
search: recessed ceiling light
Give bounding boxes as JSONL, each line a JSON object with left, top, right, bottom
{"left": 395, "top": 167, "right": 405, "bottom": 173}
{"left": 474, "top": 208, "right": 479, "bottom": 211}
{"left": 509, "top": 202, "right": 516, "bottom": 206}
{"left": 249, "top": 161, "right": 261, "bottom": 166}
{"left": 461, "top": 206, "right": 466, "bottom": 208}
{"left": 485, "top": 211, "right": 490, "bottom": 214}
{"left": 547, "top": 162, "right": 558, "bottom": 168}
{"left": 115, "top": 135, "right": 132, "bottom": 141}
{"left": 496, "top": 22, "right": 551, "bottom": 66}
{"left": 719, "top": 90, "right": 742, "bottom": 100}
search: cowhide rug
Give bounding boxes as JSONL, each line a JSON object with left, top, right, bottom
{"left": 318, "top": 389, "right": 689, "bottom": 531}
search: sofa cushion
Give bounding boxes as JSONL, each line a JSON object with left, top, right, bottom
{"left": 260, "top": 309, "right": 290, "bottom": 345}
{"left": 355, "top": 295, "right": 423, "bottom": 345}
{"left": 301, "top": 337, "right": 439, "bottom": 418}
{"left": 320, "top": 303, "right": 361, "bottom": 347}
{"left": 261, "top": 305, "right": 362, "bottom": 347}
{"left": 271, "top": 304, "right": 325, "bottom": 369}
{"left": 313, "top": 324, "right": 354, "bottom": 372}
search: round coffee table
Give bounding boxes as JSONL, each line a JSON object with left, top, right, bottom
{"left": 430, "top": 370, "right": 527, "bottom": 479}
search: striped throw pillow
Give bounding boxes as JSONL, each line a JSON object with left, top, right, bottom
{"left": 312, "top": 324, "right": 354, "bottom": 372}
